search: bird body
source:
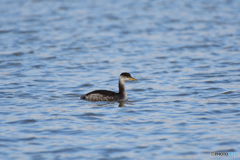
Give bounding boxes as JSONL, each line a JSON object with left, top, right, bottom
{"left": 81, "top": 72, "right": 137, "bottom": 101}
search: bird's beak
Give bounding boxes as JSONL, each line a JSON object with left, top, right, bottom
{"left": 129, "top": 77, "right": 138, "bottom": 81}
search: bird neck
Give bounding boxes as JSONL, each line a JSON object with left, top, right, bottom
{"left": 119, "top": 78, "right": 127, "bottom": 99}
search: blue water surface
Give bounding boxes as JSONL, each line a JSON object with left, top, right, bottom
{"left": 0, "top": 0, "right": 240, "bottom": 159}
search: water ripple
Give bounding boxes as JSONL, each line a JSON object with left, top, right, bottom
{"left": 0, "top": 0, "right": 240, "bottom": 159}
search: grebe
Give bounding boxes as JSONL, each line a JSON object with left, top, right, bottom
{"left": 81, "top": 72, "right": 137, "bottom": 101}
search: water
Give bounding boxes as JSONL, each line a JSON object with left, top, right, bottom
{"left": 1, "top": 0, "right": 240, "bottom": 159}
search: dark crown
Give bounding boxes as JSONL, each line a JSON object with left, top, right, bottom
{"left": 120, "top": 72, "right": 131, "bottom": 77}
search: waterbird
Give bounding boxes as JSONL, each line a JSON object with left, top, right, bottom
{"left": 81, "top": 72, "right": 137, "bottom": 101}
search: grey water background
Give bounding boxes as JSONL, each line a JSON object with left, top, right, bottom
{"left": 0, "top": 0, "right": 240, "bottom": 159}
